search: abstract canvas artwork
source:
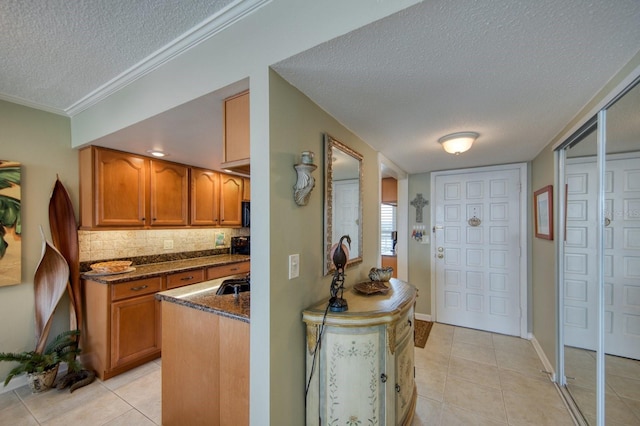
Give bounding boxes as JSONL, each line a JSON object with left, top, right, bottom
{"left": 0, "top": 160, "right": 21, "bottom": 286}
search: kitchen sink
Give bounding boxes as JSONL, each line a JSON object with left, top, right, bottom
{"left": 216, "top": 277, "right": 250, "bottom": 295}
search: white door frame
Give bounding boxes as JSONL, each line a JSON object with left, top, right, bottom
{"left": 430, "top": 163, "right": 529, "bottom": 338}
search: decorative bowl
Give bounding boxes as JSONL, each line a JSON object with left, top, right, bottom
{"left": 368, "top": 267, "right": 393, "bottom": 282}
{"left": 90, "top": 260, "right": 132, "bottom": 274}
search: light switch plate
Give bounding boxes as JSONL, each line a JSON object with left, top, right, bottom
{"left": 289, "top": 254, "right": 299, "bottom": 279}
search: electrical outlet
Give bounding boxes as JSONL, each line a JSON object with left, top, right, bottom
{"left": 289, "top": 254, "right": 299, "bottom": 279}
{"left": 164, "top": 240, "right": 174, "bottom": 250}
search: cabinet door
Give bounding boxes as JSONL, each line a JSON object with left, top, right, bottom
{"left": 150, "top": 160, "right": 189, "bottom": 226}
{"left": 95, "top": 149, "right": 147, "bottom": 226}
{"left": 320, "top": 327, "right": 385, "bottom": 425}
{"left": 110, "top": 294, "right": 161, "bottom": 369}
{"left": 224, "top": 91, "right": 250, "bottom": 163}
{"left": 191, "top": 168, "right": 220, "bottom": 226}
{"left": 394, "top": 329, "right": 415, "bottom": 424}
{"left": 220, "top": 174, "right": 243, "bottom": 226}
{"left": 242, "top": 177, "right": 250, "bottom": 201}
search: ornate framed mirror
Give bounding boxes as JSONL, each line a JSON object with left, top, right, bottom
{"left": 323, "top": 134, "right": 363, "bottom": 275}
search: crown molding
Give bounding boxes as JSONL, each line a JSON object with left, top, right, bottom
{"left": 0, "top": 93, "right": 67, "bottom": 116}
{"left": 64, "top": 0, "right": 270, "bottom": 117}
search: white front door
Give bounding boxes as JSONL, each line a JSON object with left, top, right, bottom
{"left": 333, "top": 179, "right": 360, "bottom": 258}
{"left": 432, "top": 164, "right": 525, "bottom": 336}
{"left": 564, "top": 154, "right": 640, "bottom": 359}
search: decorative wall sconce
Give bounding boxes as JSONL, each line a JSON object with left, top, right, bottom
{"left": 293, "top": 151, "right": 317, "bottom": 206}
{"left": 438, "top": 132, "right": 479, "bottom": 155}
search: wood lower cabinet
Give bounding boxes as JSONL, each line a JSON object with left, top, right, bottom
{"left": 162, "top": 302, "right": 249, "bottom": 426}
{"left": 303, "top": 279, "right": 417, "bottom": 425}
{"left": 110, "top": 293, "right": 161, "bottom": 370}
{"left": 206, "top": 260, "right": 250, "bottom": 280}
{"left": 82, "top": 276, "right": 164, "bottom": 379}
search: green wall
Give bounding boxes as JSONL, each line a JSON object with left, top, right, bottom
{"left": 268, "top": 69, "right": 380, "bottom": 425}
{"left": 408, "top": 172, "right": 432, "bottom": 315}
{"left": 0, "top": 100, "right": 76, "bottom": 386}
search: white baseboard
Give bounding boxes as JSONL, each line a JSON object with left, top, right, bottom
{"left": 530, "top": 334, "right": 556, "bottom": 382}
{"left": 415, "top": 313, "right": 432, "bottom": 322}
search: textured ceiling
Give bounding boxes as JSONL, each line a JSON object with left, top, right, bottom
{"left": 0, "top": 0, "right": 234, "bottom": 113}
{"left": 273, "top": 0, "right": 640, "bottom": 173}
{"left": 1, "top": 0, "right": 639, "bottom": 174}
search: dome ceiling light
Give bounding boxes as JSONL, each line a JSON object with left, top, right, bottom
{"left": 438, "top": 132, "right": 479, "bottom": 155}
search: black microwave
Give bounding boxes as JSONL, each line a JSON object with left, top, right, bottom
{"left": 242, "top": 201, "right": 250, "bottom": 228}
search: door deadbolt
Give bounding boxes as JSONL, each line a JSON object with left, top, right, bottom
{"left": 437, "top": 247, "right": 444, "bottom": 252}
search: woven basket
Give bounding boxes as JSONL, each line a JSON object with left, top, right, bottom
{"left": 26, "top": 364, "right": 59, "bottom": 393}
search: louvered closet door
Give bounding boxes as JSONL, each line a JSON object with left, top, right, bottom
{"left": 434, "top": 167, "right": 522, "bottom": 336}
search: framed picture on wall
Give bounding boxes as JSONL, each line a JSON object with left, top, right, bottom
{"left": 534, "top": 185, "right": 553, "bottom": 240}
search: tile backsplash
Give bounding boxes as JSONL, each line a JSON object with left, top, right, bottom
{"left": 78, "top": 228, "right": 249, "bottom": 263}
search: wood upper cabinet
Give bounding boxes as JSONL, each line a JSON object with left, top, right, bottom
{"left": 224, "top": 91, "right": 250, "bottom": 164}
{"left": 220, "top": 173, "right": 243, "bottom": 226}
{"left": 85, "top": 147, "right": 147, "bottom": 227}
{"left": 149, "top": 160, "right": 189, "bottom": 226}
{"left": 242, "top": 177, "right": 250, "bottom": 201}
{"left": 81, "top": 146, "right": 188, "bottom": 228}
{"left": 382, "top": 177, "right": 398, "bottom": 204}
{"left": 190, "top": 168, "right": 221, "bottom": 226}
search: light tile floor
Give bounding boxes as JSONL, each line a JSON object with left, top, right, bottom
{"left": 411, "top": 323, "right": 576, "bottom": 426}
{"left": 565, "top": 346, "right": 640, "bottom": 425}
{"left": 0, "top": 324, "right": 577, "bottom": 425}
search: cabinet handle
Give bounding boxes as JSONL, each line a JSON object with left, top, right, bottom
{"left": 408, "top": 319, "right": 412, "bottom": 327}
{"left": 230, "top": 267, "right": 238, "bottom": 271}
{"left": 380, "top": 373, "right": 387, "bottom": 383}
{"left": 395, "top": 384, "right": 401, "bottom": 393}
{"left": 130, "top": 285, "right": 148, "bottom": 291}
{"left": 180, "top": 276, "right": 194, "bottom": 281}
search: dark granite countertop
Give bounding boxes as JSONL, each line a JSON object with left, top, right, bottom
{"left": 156, "top": 277, "right": 250, "bottom": 323}
{"left": 81, "top": 254, "right": 250, "bottom": 284}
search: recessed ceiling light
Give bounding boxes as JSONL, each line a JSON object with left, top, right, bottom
{"left": 147, "top": 150, "right": 167, "bottom": 157}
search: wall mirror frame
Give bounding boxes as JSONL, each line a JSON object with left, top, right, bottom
{"left": 323, "top": 133, "right": 363, "bottom": 275}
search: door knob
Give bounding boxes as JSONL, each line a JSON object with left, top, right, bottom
{"left": 437, "top": 253, "right": 444, "bottom": 259}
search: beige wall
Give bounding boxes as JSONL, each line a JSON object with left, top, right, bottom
{"left": 530, "top": 142, "right": 557, "bottom": 369}
{"left": 268, "top": 70, "right": 380, "bottom": 425}
{"left": 0, "top": 100, "right": 76, "bottom": 384}
{"left": 408, "top": 172, "right": 432, "bottom": 315}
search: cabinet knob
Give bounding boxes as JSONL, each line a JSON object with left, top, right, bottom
{"left": 140, "top": 217, "right": 145, "bottom": 221}
{"left": 152, "top": 217, "right": 157, "bottom": 221}
{"left": 380, "top": 373, "right": 387, "bottom": 383}
{"left": 408, "top": 319, "right": 412, "bottom": 327}
{"left": 395, "top": 384, "right": 401, "bottom": 393}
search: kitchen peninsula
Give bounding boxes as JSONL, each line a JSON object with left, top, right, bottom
{"left": 156, "top": 278, "right": 249, "bottom": 426}
{"left": 81, "top": 254, "right": 249, "bottom": 380}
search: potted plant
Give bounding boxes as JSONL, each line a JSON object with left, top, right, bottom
{"left": 0, "top": 329, "right": 81, "bottom": 392}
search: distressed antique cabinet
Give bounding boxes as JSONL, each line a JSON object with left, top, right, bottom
{"left": 303, "top": 278, "right": 417, "bottom": 425}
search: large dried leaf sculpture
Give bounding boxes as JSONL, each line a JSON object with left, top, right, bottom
{"left": 34, "top": 226, "right": 69, "bottom": 354}
{"left": 48, "top": 178, "right": 80, "bottom": 332}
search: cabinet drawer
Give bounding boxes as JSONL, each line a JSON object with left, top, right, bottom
{"left": 395, "top": 305, "right": 415, "bottom": 344}
{"left": 166, "top": 269, "right": 205, "bottom": 289}
{"left": 111, "top": 277, "right": 163, "bottom": 301}
{"left": 207, "top": 261, "right": 250, "bottom": 280}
